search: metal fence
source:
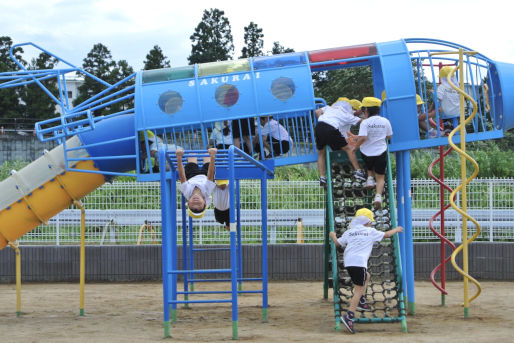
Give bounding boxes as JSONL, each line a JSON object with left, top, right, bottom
{"left": 18, "top": 178, "right": 514, "bottom": 245}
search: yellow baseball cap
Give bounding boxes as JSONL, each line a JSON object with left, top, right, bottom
{"left": 349, "top": 99, "right": 362, "bottom": 110}
{"left": 439, "top": 66, "right": 455, "bottom": 79}
{"left": 336, "top": 97, "right": 350, "bottom": 103}
{"left": 138, "top": 130, "right": 155, "bottom": 140}
{"left": 187, "top": 207, "right": 207, "bottom": 219}
{"left": 361, "top": 97, "right": 382, "bottom": 107}
{"left": 216, "top": 179, "right": 229, "bottom": 186}
{"left": 416, "top": 94, "right": 424, "bottom": 105}
{"left": 355, "top": 208, "right": 375, "bottom": 222}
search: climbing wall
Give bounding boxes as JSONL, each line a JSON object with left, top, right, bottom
{"left": 327, "top": 150, "right": 406, "bottom": 326}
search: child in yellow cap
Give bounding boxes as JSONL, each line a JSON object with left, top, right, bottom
{"left": 314, "top": 97, "right": 365, "bottom": 188}
{"left": 351, "top": 97, "right": 392, "bottom": 208}
{"left": 176, "top": 148, "right": 217, "bottom": 218}
{"left": 329, "top": 208, "right": 403, "bottom": 334}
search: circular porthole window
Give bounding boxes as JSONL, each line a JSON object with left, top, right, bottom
{"left": 271, "top": 77, "right": 295, "bottom": 101}
{"left": 158, "top": 91, "right": 183, "bottom": 114}
{"left": 215, "top": 84, "right": 239, "bottom": 108}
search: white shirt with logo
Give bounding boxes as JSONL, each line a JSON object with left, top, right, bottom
{"left": 179, "top": 175, "right": 216, "bottom": 207}
{"left": 336, "top": 224, "right": 385, "bottom": 268}
{"left": 358, "top": 115, "right": 393, "bottom": 156}
{"left": 319, "top": 102, "right": 360, "bottom": 138}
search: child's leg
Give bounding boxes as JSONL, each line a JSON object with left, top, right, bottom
{"left": 342, "top": 145, "right": 361, "bottom": 172}
{"left": 375, "top": 173, "right": 385, "bottom": 195}
{"left": 349, "top": 284, "right": 366, "bottom": 313}
{"left": 317, "top": 147, "right": 326, "bottom": 179}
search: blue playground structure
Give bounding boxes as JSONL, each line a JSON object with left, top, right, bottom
{"left": 1, "top": 38, "right": 514, "bottom": 338}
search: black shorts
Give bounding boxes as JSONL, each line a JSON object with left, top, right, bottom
{"left": 315, "top": 121, "right": 347, "bottom": 151}
{"left": 232, "top": 118, "right": 256, "bottom": 139}
{"left": 346, "top": 266, "right": 367, "bottom": 286}
{"left": 214, "top": 208, "right": 230, "bottom": 227}
{"left": 185, "top": 162, "right": 209, "bottom": 180}
{"left": 361, "top": 150, "right": 387, "bottom": 175}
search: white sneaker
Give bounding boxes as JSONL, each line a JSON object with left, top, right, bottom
{"left": 373, "top": 193, "right": 382, "bottom": 209}
{"left": 365, "top": 176, "right": 375, "bottom": 188}
{"left": 429, "top": 129, "right": 437, "bottom": 138}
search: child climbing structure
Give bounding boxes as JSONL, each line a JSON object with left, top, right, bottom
{"left": 1, "top": 38, "right": 514, "bottom": 338}
{"left": 324, "top": 150, "right": 406, "bottom": 332}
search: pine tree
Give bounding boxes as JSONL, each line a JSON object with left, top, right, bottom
{"left": 0, "top": 36, "right": 26, "bottom": 123}
{"left": 72, "top": 43, "right": 117, "bottom": 111}
{"left": 109, "top": 59, "right": 135, "bottom": 112}
{"left": 143, "top": 45, "right": 170, "bottom": 70}
{"left": 270, "top": 41, "right": 295, "bottom": 55}
{"left": 188, "top": 8, "right": 234, "bottom": 64}
{"left": 240, "top": 22, "right": 264, "bottom": 58}
{"left": 20, "top": 52, "right": 59, "bottom": 121}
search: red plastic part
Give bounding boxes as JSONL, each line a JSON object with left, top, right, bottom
{"left": 308, "top": 43, "right": 377, "bottom": 68}
{"left": 428, "top": 146, "right": 457, "bottom": 295}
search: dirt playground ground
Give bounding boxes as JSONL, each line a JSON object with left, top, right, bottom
{"left": 0, "top": 280, "right": 513, "bottom": 342}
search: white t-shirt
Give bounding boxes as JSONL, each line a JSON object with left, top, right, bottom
{"left": 358, "top": 115, "right": 393, "bottom": 157}
{"left": 318, "top": 102, "right": 360, "bottom": 138}
{"left": 179, "top": 175, "right": 216, "bottom": 207}
{"left": 210, "top": 122, "right": 233, "bottom": 146}
{"left": 213, "top": 185, "right": 230, "bottom": 211}
{"left": 260, "top": 119, "right": 292, "bottom": 142}
{"left": 336, "top": 223, "right": 385, "bottom": 268}
{"left": 437, "top": 79, "right": 460, "bottom": 119}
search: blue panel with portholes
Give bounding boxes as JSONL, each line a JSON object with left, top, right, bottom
{"left": 135, "top": 58, "right": 315, "bottom": 130}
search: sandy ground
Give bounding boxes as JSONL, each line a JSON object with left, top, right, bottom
{"left": 0, "top": 280, "right": 513, "bottom": 342}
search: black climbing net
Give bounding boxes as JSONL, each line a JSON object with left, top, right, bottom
{"left": 329, "top": 159, "right": 404, "bottom": 322}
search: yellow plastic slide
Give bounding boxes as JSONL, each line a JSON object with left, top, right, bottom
{"left": 0, "top": 136, "right": 105, "bottom": 250}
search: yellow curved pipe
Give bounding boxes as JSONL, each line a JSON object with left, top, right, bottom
{"left": 445, "top": 50, "right": 482, "bottom": 312}
{"left": 0, "top": 160, "right": 105, "bottom": 249}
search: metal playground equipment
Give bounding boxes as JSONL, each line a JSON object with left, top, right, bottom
{"left": 1, "top": 38, "right": 514, "bottom": 338}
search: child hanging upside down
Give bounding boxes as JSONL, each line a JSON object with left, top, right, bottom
{"left": 176, "top": 148, "right": 217, "bottom": 219}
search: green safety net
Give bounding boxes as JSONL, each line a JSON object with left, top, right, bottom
{"left": 325, "top": 150, "right": 406, "bottom": 330}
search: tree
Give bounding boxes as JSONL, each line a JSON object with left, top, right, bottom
{"left": 270, "top": 41, "right": 294, "bottom": 55}
{"left": 0, "top": 36, "right": 26, "bottom": 122}
{"left": 313, "top": 67, "right": 373, "bottom": 105}
{"left": 73, "top": 43, "right": 117, "bottom": 112}
{"left": 143, "top": 45, "right": 170, "bottom": 70}
{"left": 20, "top": 52, "right": 59, "bottom": 121}
{"left": 109, "top": 59, "right": 135, "bottom": 112}
{"left": 240, "top": 22, "right": 264, "bottom": 58}
{"left": 188, "top": 8, "right": 234, "bottom": 64}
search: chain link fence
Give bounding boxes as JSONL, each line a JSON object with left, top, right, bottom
{"left": 18, "top": 178, "right": 514, "bottom": 245}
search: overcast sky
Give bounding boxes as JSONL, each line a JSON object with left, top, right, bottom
{"left": 1, "top": 0, "right": 513, "bottom": 71}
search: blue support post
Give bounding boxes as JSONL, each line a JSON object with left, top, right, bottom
{"left": 181, "top": 196, "right": 189, "bottom": 305}
{"left": 228, "top": 146, "right": 238, "bottom": 340}
{"left": 396, "top": 151, "right": 408, "bottom": 304}
{"left": 188, "top": 215, "right": 195, "bottom": 291}
{"left": 159, "top": 148, "right": 173, "bottom": 337}
{"left": 236, "top": 179, "right": 243, "bottom": 291}
{"left": 401, "top": 150, "right": 416, "bottom": 315}
{"left": 261, "top": 175, "right": 269, "bottom": 322}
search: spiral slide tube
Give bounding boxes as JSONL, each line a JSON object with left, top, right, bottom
{"left": 427, "top": 146, "right": 457, "bottom": 306}
{"left": 443, "top": 50, "right": 482, "bottom": 317}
